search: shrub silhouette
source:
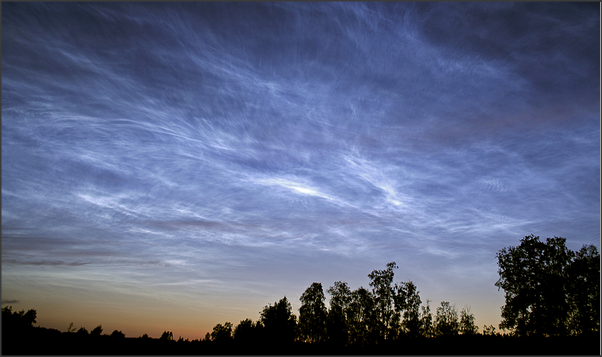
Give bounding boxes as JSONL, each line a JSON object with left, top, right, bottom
{"left": 110, "top": 329, "right": 125, "bottom": 339}
{"left": 160, "top": 331, "right": 174, "bottom": 341}
{"left": 90, "top": 325, "right": 103, "bottom": 336}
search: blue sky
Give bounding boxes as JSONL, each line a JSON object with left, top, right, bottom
{"left": 2, "top": 2, "right": 600, "bottom": 339}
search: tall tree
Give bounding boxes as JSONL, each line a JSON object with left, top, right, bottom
{"left": 435, "top": 301, "right": 459, "bottom": 336}
{"left": 495, "top": 234, "right": 599, "bottom": 336}
{"left": 368, "top": 262, "right": 399, "bottom": 341}
{"left": 326, "top": 281, "right": 352, "bottom": 345}
{"left": 459, "top": 306, "right": 477, "bottom": 335}
{"left": 347, "top": 287, "right": 376, "bottom": 345}
{"left": 298, "top": 282, "right": 327, "bottom": 343}
{"left": 419, "top": 300, "right": 434, "bottom": 338}
{"left": 566, "top": 245, "right": 600, "bottom": 335}
{"left": 396, "top": 281, "right": 421, "bottom": 337}
{"left": 260, "top": 296, "right": 297, "bottom": 344}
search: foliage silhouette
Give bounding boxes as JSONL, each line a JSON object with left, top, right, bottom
{"left": 398, "top": 281, "right": 422, "bottom": 337}
{"left": 419, "top": 299, "right": 434, "bottom": 338}
{"left": 368, "top": 262, "right": 398, "bottom": 342}
{"left": 160, "top": 330, "right": 174, "bottom": 341}
{"left": 326, "top": 280, "right": 352, "bottom": 345}
{"left": 347, "top": 286, "right": 377, "bottom": 345}
{"left": 482, "top": 324, "right": 498, "bottom": 336}
{"left": 459, "top": 306, "right": 478, "bottom": 335}
{"left": 210, "top": 322, "right": 233, "bottom": 343}
{"left": 435, "top": 301, "right": 459, "bottom": 336}
{"left": 233, "top": 318, "right": 262, "bottom": 345}
{"left": 259, "top": 296, "right": 297, "bottom": 346}
{"left": 90, "top": 324, "right": 103, "bottom": 336}
{"left": 2, "top": 306, "right": 37, "bottom": 330}
{"left": 110, "top": 329, "right": 126, "bottom": 339}
{"left": 298, "top": 282, "right": 328, "bottom": 343}
{"left": 496, "top": 234, "right": 600, "bottom": 337}
{"left": 566, "top": 244, "right": 600, "bottom": 335}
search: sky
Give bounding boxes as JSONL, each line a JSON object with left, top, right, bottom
{"left": 2, "top": 2, "right": 600, "bottom": 340}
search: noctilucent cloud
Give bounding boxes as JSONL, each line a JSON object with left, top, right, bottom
{"left": 2, "top": 2, "right": 600, "bottom": 339}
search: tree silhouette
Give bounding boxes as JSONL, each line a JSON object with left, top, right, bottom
{"left": 419, "top": 299, "right": 434, "bottom": 338}
{"left": 298, "top": 282, "right": 328, "bottom": 343}
{"left": 566, "top": 244, "right": 600, "bottom": 335}
{"left": 435, "top": 301, "right": 459, "bottom": 336}
{"left": 396, "top": 281, "right": 421, "bottom": 337}
{"left": 326, "top": 281, "right": 351, "bottom": 345}
{"left": 459, "top": 306, "right": 477, "bottom": 335}
{"left": 1, "top": 306, "right": 37, "bottom": 330}
{"left": 368, "top": 262, "right": 399, "bottom": 341}
{"left": 210, "top": 322, "right": 233, "bottom": 343}
{"left": 260, "top": 296, "right": 297, "bottom": 344}
{"left": 347, "top": 286, "right": 376, "bottom": 345}
{"left": 233, "top": 318, "right": 261, "bottom": 344}
{"left": 77, "top": 327, "right": 89, "bottom": 335}
{"left": 495, "top": 234, "right": 600, "bottom": 336}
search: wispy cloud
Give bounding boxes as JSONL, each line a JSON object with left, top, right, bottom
{"left": 2, "top": 2, "right": 598, "bottom": 338}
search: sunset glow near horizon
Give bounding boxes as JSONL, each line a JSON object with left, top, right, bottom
{"left": 2, "top": 2, "right": 600, "bottom": 340}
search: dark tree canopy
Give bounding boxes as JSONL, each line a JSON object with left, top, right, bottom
{"left": 347, "top": 286, "right": 377, "bottom": 345}
{"left": 368, "top": 262, "right": 399, "bottom": 342}
{"left": 459, "top": 306, "right": 478, "bottom": 335}
{"left": 495, "top": 234, "right": 600, "bottom": 337}
{"left": 396, "top": 281, "right": 422, "bottom": 337}
{"left": 419, "top": 299, "right": 434, "bottom": 338}
{"left": 1, "top": 306, "right": 37, "bottom": 331}
{"left": 260, "top": 296, "right": 297, "bottom": 344}
{"left": 298, "top": 282, "right": 327, "bottom": 343}
{"left": 233, "top": 318, "right": 261, "bottom": 344}
{"left": 210, "top": 322, "right": 232, "bottom": 343}
{"left": 566, "top": 245, "right": 600, "bottom": 335}
{"left": 326, "top": 281, "right": 352, "bottom": 345}
{"left": 435, "top": 301, "right": 459, "bottom": 336}
{"left": 322, "top": 262, "right": 464, "bottom": 345}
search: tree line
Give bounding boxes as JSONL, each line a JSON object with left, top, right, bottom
{"left": 202, "top": 261, "right": 479, "bottom": 347}
{"left": 2, "top": 234, "right": 599, "bottom": 354}
{"left": 202, "top": 235, "right": 599, "bottom": 345}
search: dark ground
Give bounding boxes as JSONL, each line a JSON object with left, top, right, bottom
{"left": 1, "top": 327, "right": 600, "bottom": 355}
